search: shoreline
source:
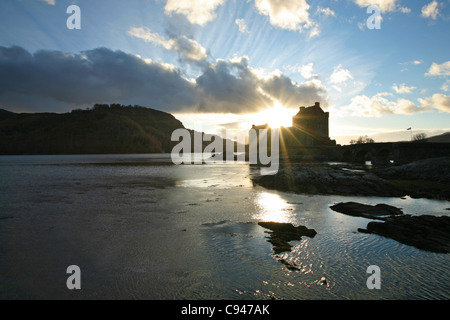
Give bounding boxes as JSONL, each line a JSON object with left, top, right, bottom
{"left": 252, "top": 157, "right": 450, "bottom": 201}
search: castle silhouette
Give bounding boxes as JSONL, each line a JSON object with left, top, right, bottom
{"left": 251, "top": 102, "right": 336, "bottom": 148}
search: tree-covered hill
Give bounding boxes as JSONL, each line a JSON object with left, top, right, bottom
{"left": 0, "top": 104, "right": 186, "bottom": 155}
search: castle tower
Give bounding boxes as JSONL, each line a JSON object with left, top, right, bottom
{"left": 292, "top": 102, "right": 329, "bottom": 145}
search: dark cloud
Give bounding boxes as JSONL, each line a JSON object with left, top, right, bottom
{"left": 195, "top": 56, "right": 329, "bottom": 113}
{"left": 0, "top": 46, "right": 329, "bottom": 114}
{"left": 0, "top": 46, "right": 197, "bottom": 112}
{"left": 195, "top": 57, "right": 272, "bottom": 113}
{"left": 261, "top": 74, "right": 329, "bottom": 109}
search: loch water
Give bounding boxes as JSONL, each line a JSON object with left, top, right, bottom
{"left": 0, "top": 154, "right": 449, "bottom": 299}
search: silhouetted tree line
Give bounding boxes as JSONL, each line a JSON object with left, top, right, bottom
{"left": 413, "top": 133, "right": 427, "bottom": 142}
{"left": 350, "top": 135, "right": 375, "bottom": 145}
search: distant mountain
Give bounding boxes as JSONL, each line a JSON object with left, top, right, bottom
{"left": 334, "top": 130, "right": 450, "bottom": 145}
{"left": 424, "top": 132, "right": 450, "bottom": 143}
{"left": 0, "top": 109, "right": 14, "bottom": 117}
{"left": 0, "top": 104, "right": 186, "bottom": 155}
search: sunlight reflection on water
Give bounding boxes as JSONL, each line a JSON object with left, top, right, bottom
{"left": 253, "top": 192, "right": 295, "bottom": 223}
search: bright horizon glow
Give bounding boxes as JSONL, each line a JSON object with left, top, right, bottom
{"left": 251, "top": 102, "right": 294, "bottom": 129}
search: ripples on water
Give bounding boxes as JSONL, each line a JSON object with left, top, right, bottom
{"left": 0, "top": 154, "right": 449, "bottom": 300}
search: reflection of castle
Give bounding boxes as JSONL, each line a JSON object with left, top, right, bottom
{"left": 252, "top": 102, "right": 336, "bottom": 149}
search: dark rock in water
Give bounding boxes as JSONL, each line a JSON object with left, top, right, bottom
{"left": 330, "top": 202, "right": 403, "bottom": 220}
{"left": 358, "top": 215, "right": 450, "bottom": 253}
{"left": 357, "top": 228, "right": 371, "bottom": 234}
{"left": 258, "top": 221, "right": 316, "bottom": 254}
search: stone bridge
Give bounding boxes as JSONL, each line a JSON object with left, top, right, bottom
{"left": 341, "top": 142, "right": 450, "bottom": 165}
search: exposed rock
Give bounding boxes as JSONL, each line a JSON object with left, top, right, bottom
{"left": 252, "top": 158, "right": 450, "bottom": 200}
{"left": 330, "top": 202, "right": 403, "bottom": 220}
{"left": 373, "top": 157, "right": 450, "bottom": 200}
{"left": 258, "top": 222, "right": 316, "bottom": 254}
{"left": 373, "top": 157, "right": 450, "bottom": 184}
{"left": 358, "top": 215, "right": 450, "bottom": 253}
{"left": 253, "top": 164, "right": 405, "bottom": 197}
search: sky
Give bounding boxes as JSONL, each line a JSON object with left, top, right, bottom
{"left": 0, "top": 0, "right": 449, "bottom": 144}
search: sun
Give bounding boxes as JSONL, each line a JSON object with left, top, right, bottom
{"left": 254, "top": 101, "right": 293, "bottom": 128}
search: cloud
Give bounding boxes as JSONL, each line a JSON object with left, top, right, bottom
{"left": 392, "top": 83, "right": 416, "bottom": 94}
{"left": 399, "top": 60, "right": 422, "bottom": 72}
{"left": 0, "top": 46, "right": 329, "bottom": 115}
{"left": 441, "top": 79, "right": 450, "bottom": 92}
{"left": 316, "top": 7, "right": 335, "bottom": 17}
{"left": 285, "top": 62, "right": 318, "bottom": 79}
{"left": 421, "top": 1, "right": 440, "bottom": 20}
{"left": 41, "top": 0, "right": 55, "bottom": 5}
{"left": 164, "top": 0, "right": 225, "bottom": 26}
{"left": 254, "top": 0, "right": 317, "bottom": 36}
{"left": 399, "top": 7, "right": 411, "bottom": 13}
{"left": 297, "top": 63, "right": 315, "bottom": 79}
{"left": 425, "top": 61, "right": 450, "bottom": 77}
{"left": 128, "top": 26, "right": 208, "bottom": 62}
{"left": 261, "top": 75, "right": 329, "bottom": 109}
{"left": 341, "top": 93, "right": 428, "bottom": 117}
{"left": 418, "top": 93, "right": 450, "bottom": 113}
{"left": 128, "top": 27, "right": 173, "bottom": 50}
{"left": 400, "top": 60, "right": 422, "bottom": 65}
{"left": 326, "top": 65, "right": 368, "bottom": 98}
{"left": 195, "top": 56, "right": 329, "bottom": 113}
{"left": 235, "top": 19, "right": 249, "bottom": 34}
{"left": 0, "top": 46, "right": 198, "bottom": 113}
{"left": 341, "top": 91, "right": 450, "bottom": 117}
{"left": 352, "top": 0, "right": 400, "bottom": 13}
{"left": 357, "top": 21, "right": 366, "bottom": 31}
{"left": 194, "top": 57, "right": 271, "bottom": 113}
{"left": 329, "top": 65, "right": 354, "bottom": 84}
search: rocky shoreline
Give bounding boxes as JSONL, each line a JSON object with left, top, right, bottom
{"left": 252, "top": 158, "right": 450, "bottom": 254}
{"left": 329, "top": 201, "right": 450, "bottom": 253}
{"left": 358, "top": 215, "right": 450, "bottom": 253}
{"left": 252, "top": 157, "right": 450, "bottom": 200}
{"left": 253, "top": 163, "right": 405, "bottom": 197}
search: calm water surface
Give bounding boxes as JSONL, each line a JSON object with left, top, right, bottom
{"left": 0, "top": 154, "right": 449, "bottom": 299}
